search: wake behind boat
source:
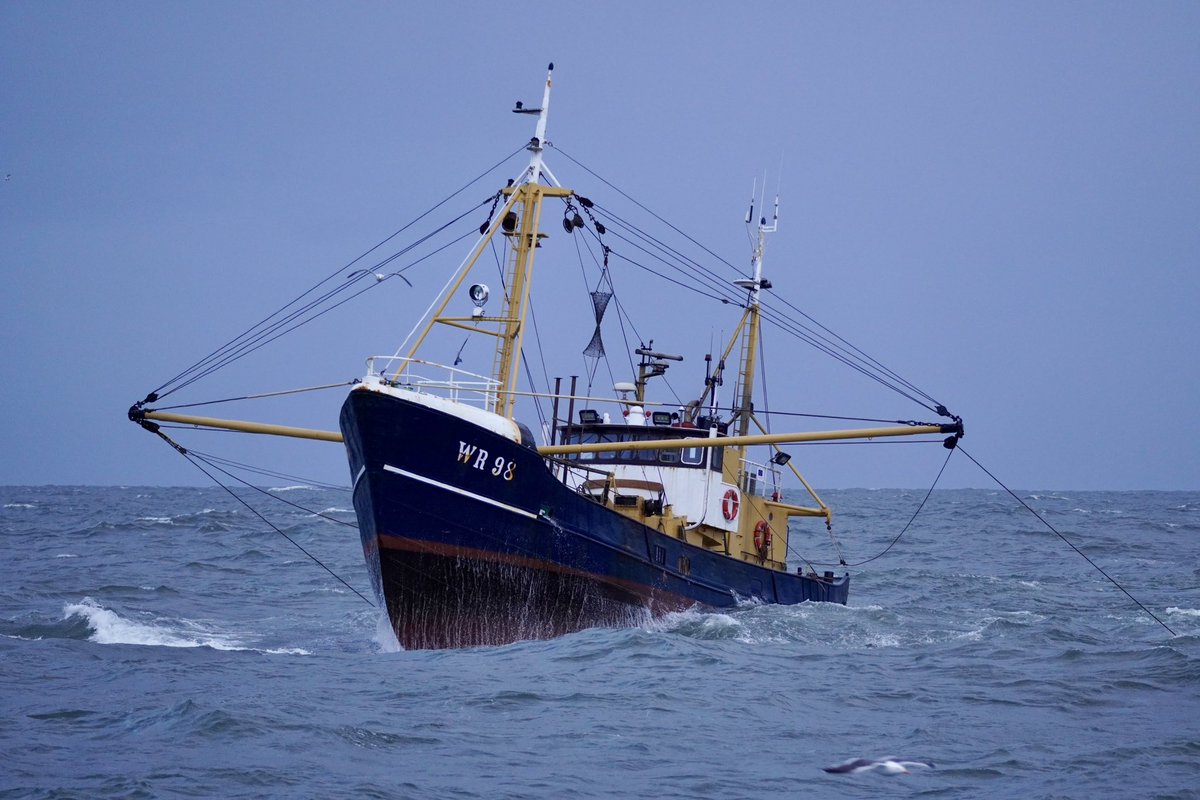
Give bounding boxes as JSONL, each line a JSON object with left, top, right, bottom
{"left": 129, "top": 64, "right": 963, "bottom": 649}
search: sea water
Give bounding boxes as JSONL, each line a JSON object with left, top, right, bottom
{"left": 1, "top": 486, "right": 1197, "bottom": 799}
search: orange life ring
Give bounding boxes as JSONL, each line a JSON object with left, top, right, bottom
{"left": 721, "top": 489, "right": 739, "bottom": 521}
{"left": 753, "top": 520, "right": 772, "bottom": 554}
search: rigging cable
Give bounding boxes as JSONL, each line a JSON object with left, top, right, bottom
{"left": 550, "top": 145, "right": 748, "bottom": 278}
{"left": 146, "top": 431, "right": 376, "bottom": 607}
{"left": 553, "top": 162, "right": 952, "bottom": 416}
{"left": 146, "top": 143, "right": 527, "bottom": 402}
{"left": 152, "top": 380, "right": 358, "bottom": 411}
{"left": 141, "top": 427, "right": 462, "bottom": 600}
{"left": 957, "top": 446, "right": 1177, "bottom": 637}
{"left": 159, "top": 215, "right": 482, "bottom": 399}
{"left": 813, "top": 445, "right": 956, "bottom": 568}
{"left": 185, "top": 449, "right": 349, "bottom": 492}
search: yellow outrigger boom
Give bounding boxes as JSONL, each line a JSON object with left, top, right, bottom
{"left": 133, "top": 408, "right": 958, "bottom": 451}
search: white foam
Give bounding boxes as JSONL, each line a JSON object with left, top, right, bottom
{"left": 63, "top": 597, "right": 308, "bottom": 654}
{"left": 645, "top": 606, "right": 721, "bottom": 629}
{"left": 55, "top": 553, "right": 79, "bottom": 559}
{"left": 137, "top": 516, "right": 175, "bottom": 524}
{"left": 4, "top": 502, "right": 35, "bottom": 509}
{"left": 1166, "top": 607, "right": 1200, "bottom": 618}
{"left": 372, "top": 611, "right": 403, "bottom": 652}
{"left": 268, "top": 485, "right": 313, "bottom": 493}
{"left": 695, "top": 612, "right": 740, "bottom": 631}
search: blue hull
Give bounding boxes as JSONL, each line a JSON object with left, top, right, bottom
{"left": 340, "top": 389, "right": 848, "bottom": 649}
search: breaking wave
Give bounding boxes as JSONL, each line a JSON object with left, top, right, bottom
{"left": 62, "top": 598, "right": 308, "bottom": 655}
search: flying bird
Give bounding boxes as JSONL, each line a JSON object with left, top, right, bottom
{"left": 348, "top": 269, "right": 412, "bottom": 287}
{"left": 823, "top": 757, "right": 935, "bottom": 775}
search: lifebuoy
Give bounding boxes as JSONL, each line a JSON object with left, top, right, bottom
{"left": 721, "top": 489, "right": 739, "bottom": 521}
{"left": 753, "top": 520, "right": 772, "bottom": 555}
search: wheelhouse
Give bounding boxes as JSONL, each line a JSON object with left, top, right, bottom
{"left": 556, "top": 422, "right": 725, "bottom": 472}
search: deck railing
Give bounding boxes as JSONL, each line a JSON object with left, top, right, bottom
{"left": 366, "top": 356, "right": 500, "bottom": 411}
{"left": 738, "top": 457, "right": 783, "bottom": 500}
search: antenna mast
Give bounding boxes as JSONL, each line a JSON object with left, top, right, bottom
{"left": 731, "top": 187, "right": 778, "bottom": 436}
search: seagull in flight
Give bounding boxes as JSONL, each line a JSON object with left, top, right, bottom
{"left": 823, "top": 757, "right": 935, "bottom": 775}
{"left": 347, "top": 269, "right": 412, "bottom": 287}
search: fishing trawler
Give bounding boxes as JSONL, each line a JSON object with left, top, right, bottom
{"left": 130, "top": 64, "right": 962, "bottom": 649}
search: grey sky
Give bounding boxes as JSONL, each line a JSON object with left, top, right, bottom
{"left": 2, "top": 2, "right": 1197, "bottom": 489}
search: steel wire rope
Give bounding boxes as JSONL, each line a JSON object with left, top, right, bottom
{"left": 187, "top": 451, "right": 463, "bottom": 600}
{"left": 576, "top": 182, "right": 947, "bottom": 415}
{"left": 956, "top": 446, "right": 1176, "bottom": 636}
{"left": 607, "top": 249, "right": 732, "bottom": 305}
{"left": 752, "top": 299, "right": 938, "bottom": 411}
{"left": 591, "top": 203, "right": 752, "bottom": 302}
{"left": 184, "top": 449, "right": 349, "bottom": 491}
{"left": 149, "top": 428, "right": 463, "bottom": 600}
{"left": 152, "top": 146, "right": 526, "bottom": 398}
{"left": 188, "top": 452, "right": 360, "bottom": 530}
{"left": 608, "top": 239, "right": 936, "bottom": 411}
{"left": 152, "top": 381, "right": 357, "bottom": 411}
{"left": 751, "top": 292, "right": 943, "bottom": 412}
{"left": 763, "top": 292, "right": 944, "bottom": 411}
{"left": 608, "top": 227, "right": 938, "bottom": 412}
{"left": 590, "top": 196, "right": 942, "bottom": 409}
{"left": 158, "top": 271, "right": 364, "bottom": 398}
{"left": 570, "top": 233, "right": 937, "bottom": 416}
{"left": 593, "top": 222, "right": 939, "bottom": 412}
{"left": 806, "top": 444, "right": 955, "bottom": 570}
{"left": 757, "top": 407, "right": 943, "bottom": 426}
{"left": 592, "top": 202, "right": 746, "bottom": 294}
{"left": 603, "top": 225, "right": 744, "bottom": 306}
{"left": 173, "top": 448, "right": 376, "bottom": 606}
{"left": 163, "top": 212, "right": 484, "bottom": 398}
{"left": 549, "top": 145, "right": 748, "bottom": 278}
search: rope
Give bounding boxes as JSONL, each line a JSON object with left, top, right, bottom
{"left": 803, "top": 445, "right": 955, "bottom": 571}
{"left": 551, "top": 145, "right": 748, "bottom": 278}
{"left": 957, "top": 446, "right": 1177, "bottom": 637}
{"left": 156, "top": 435, "right": 376, "bottom": 607}
{"left": 147, "top": 142, "right": 526, "bottom": 402}
{"left": 157, "top": 218, "right": 479, "bottom": 400}
{"left": 185, "top": 449, "right": 349, "bottom": 491}
{"left": 153, "top": 381, "right": 357, "bottom": 411}
{"left": 545, "top": 151, "right": 953, "bottom": 417}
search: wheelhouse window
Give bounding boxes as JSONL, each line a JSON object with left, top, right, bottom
{"left": 558, "top": 426, "right": 724, "bottom": 469}
{"left": 577, "top": 431, "right": 598, "bottom": 460}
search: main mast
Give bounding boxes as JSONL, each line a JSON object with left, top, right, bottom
{"left": 731, "top": 191, "right": 778, "bottom": 436}
{"left": 491, "top": 63, "right": 571, "bottom": 418}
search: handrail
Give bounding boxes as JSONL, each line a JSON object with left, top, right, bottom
{"left": 367, "top": 356, "right": 499, "bottom": 410}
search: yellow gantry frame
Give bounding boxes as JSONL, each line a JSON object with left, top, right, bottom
{"left": 396, "top": 182, "right": 571, "bottom": 419}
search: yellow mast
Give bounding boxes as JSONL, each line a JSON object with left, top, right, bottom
{"left": 492, "top": 181, "right": 569, "bottom": 418}
{"left": 391, "top": 64, "right": 569, "bottom": 419}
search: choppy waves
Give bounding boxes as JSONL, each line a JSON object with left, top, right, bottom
{"left": 55, "top": 597, "right": 309, "bottom": 654}
{"left": 2, "top": 486, "right": 1199, "bottom": 799}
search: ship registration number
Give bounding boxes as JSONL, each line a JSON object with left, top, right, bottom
{"left": 457, "top": 442, "right": 516, "bottom": 481}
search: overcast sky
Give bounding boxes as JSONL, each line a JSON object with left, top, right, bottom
{"left": 2, "top": 2, "right": 1197, "bottom": 490}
